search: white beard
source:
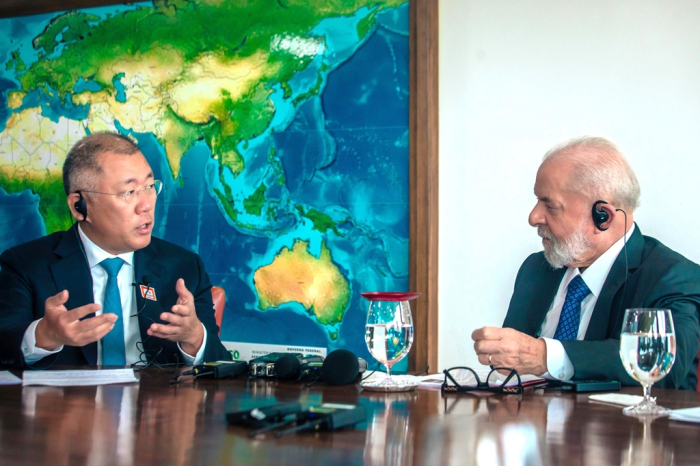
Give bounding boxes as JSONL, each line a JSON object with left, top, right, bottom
{"left": 538, "top": 224, "right": 592, "bottom": 269}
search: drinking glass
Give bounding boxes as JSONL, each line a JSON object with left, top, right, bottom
{"left": 361, "top": 292, "right": 420, "bottom": 387}
{"left": 619, "top": 308, "right": 676, "bottom": 416}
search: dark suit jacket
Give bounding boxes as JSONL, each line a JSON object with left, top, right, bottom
{"left": 503, "top": 225, "right": 700, "bottom": 390}
{"left": 0, "top": 225, "right": 231, "bottom": 368}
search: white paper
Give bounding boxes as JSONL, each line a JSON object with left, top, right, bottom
{"left": 0, "top": 371, "right": 22, "bottom": 385}
{"left": 22, "top": 368, "right": 138, "bottom": 386}
{"left": 588, "top": 393, "right": 644, "bottom": 407}
{"left": 669, "top": 406, "right": 700, "bottom": 423}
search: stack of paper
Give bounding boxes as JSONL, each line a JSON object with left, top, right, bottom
{"left": 589, "top": 393, "right": 644, "bottom": 406}
{"left": 0, "top": 371, "right": 22, "bottom": 385}
{"left": 669, "top": 407, "right": 700, "bottom": 423}
{"left": 23, "top": 369, "right": 138, "bottom": 386}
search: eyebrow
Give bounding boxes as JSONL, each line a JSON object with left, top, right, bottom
{"left": 119, "top": 172, "right": 154, "bottom": 186}
{"left": 536, "top": 195, "right": 562, "bottom": 207}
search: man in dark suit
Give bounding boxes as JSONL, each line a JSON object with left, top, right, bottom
{"left": 472, "top": 136, "right": 700, "bottom": 390}
{"left": 0, "top": 133, "right": 231, "bottom": 368}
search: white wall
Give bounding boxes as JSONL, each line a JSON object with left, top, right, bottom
{"left": 438, "top": 0, "right": 700, "bottom": 371}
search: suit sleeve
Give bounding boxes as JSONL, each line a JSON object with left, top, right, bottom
{"left": 562, "top": 257, "right": 700, "bottom": 389}
{"left": 0, "top": 248, "right": 40, "bottom": 368}
{"left": 190, "top": 254, "right": 232, "bottom": 362}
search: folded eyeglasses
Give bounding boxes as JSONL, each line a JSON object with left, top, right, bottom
{"left": 441, "top": 366, "right": 524, "bottom": 395}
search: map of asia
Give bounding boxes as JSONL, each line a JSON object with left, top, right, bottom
{"left": 0, "top": 0, "right": 409, "bottom": 365}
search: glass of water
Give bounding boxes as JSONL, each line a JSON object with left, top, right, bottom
{"left": 362, "top": 292, "right": 420, "bottom": 387}
{"left": 619, "top": 308, "right": 676, "bottom": 416}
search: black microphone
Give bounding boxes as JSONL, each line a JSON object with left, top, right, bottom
{"left": 131, "top": 275, "right": 153, "bottom": 317}
{"left": 321, "top": 349, "right": 367, "bottom": 385}
{"left": 132, "top": 275, "right": 152, "bottom": 287}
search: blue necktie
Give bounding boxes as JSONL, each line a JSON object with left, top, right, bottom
{"left": 100, "top": 258, "right": 126, "bottom": 365}
{"left": 553, "top": 275, "right": 591, "bottom": 341}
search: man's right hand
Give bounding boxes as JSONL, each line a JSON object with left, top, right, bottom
{"left": 35, "top": 290, "right": 117, "bottom": 351}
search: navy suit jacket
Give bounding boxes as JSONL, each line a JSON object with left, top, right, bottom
{"left": 503, "top": 225, "right": 700, "bottom": 390}
{"left": 0, "top": 225, "right": 231, "bottom": 368}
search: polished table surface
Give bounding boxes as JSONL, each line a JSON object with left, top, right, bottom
{"left": 0, "top": 368, "right": 698, "bottom": 466}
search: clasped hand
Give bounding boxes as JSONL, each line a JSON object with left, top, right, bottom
{"left": 471, "top": 326, "right": 548, "bottom": 376}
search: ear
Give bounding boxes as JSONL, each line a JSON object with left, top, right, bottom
{"left": 67, "top": 192, "right": 85, "bottom": 222}
{"left": 594, "top": 202, "right": 616, "bottom": 233}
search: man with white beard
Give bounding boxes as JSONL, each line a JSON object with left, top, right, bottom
{"left": 471, "top": 136, "right": 700, "bottom": 389}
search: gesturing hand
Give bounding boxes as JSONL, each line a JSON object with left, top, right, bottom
{"left": 36, "top": 290, "right": 116, "bottom": 351}
{"left": 147, "top": 279, "right": 204, "bottom": 356}
{"left": 471, "top": 326, "right": 548, "bottom": 376}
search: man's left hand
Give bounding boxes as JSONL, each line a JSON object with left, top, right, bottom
{"left": 471, "top": 327, "right": 548, "bottom": 376}
{"left": 147, "top": 278, "right": 204, "bottom": 356}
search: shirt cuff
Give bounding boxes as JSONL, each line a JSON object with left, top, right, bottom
{"left": 540, "top": 337, "right": 574, "bottom": 381}
{"left": 22, "top": 319, "right": 64, "bottom": 364}
{"left": 177, "top": 323, "right": 208, "bottom": 365}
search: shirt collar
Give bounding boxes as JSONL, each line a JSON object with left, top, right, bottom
{"left": 564, "top": 223, "right": 636, "bottom": 298}
{"left": 77, "top": 224, "right": 134, "bottom": 269}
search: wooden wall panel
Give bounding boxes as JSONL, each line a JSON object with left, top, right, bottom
{"left": 409, "top": 0, "right": 439, "bottom": 373}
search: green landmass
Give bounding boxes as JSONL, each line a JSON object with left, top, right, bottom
{"left": 356, "top": 9, "right": 378, "bottom": 39}
{"left": 5, "top": 51, "right": 26, "bottom": 72}
{"left": 213, "top": 187, "right": 238, "bottom": 222}
{"left": 32, "top": 11, "right": 102, "bottom": 57}
{"left": 243, "top": 183, "right": 267, "bottom": 216}
{"left": 296, "top": 205, "right": 341, "bottom": 235}
{"left": 0, "top": 175, "right": 72, "bottom": 234}
{"left": 292, "top": 75, "right": 324, "bottom": 106}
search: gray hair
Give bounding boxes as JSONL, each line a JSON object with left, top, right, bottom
{"left": 63, "top": 132, "right": 140, "bottom": 196}
{"left": 543, "top": 136, "right": 641, "bottom": 212}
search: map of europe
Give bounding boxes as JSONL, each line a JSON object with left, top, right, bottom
{"left": 0, "top": 0, "right": 409, "bottom": 364}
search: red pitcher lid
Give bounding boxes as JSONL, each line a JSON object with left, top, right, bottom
{"left": 360, "top": 292, "right": 421, "bottom": 302}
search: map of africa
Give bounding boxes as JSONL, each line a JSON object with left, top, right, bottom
{"left": 0, "top": 0, "right": 409, "bottom": 366}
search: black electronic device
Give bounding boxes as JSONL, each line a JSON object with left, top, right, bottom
{"left": 274, "top": 353, "right": 324, "bottom": 380}
{"left": 190, "top": 360, "right": 248, "bottom": 379}
{"left": 274, "top": 404, "right": 366, "bottom": 437}
{"left": 249, "top": 352, "right": 303, "bottom": 378}
{"left": 226, "top": 402, "right": 303, "bottom": 429}
{"left": 592, "top": 200, "right": 610, "bottom": 231}
{"left": 74, "top": 192, "right": 88, "bottom": 220}
{"left": 546, "top": 379, "right": 621, "bottom": 392}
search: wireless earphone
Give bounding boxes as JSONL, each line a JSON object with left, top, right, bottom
{"left": 592, "top": 200, "right": 610, "bottom": 231}
{"left": 74, "top": 192, "right": 88, "bottom": 220}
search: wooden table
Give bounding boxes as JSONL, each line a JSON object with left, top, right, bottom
{"left": 0, "top": 368, "right": 698, "bottom": 465}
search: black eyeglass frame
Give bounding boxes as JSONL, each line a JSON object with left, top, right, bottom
{"left": 441, "top": 366, "right": 524, "bottom": 395}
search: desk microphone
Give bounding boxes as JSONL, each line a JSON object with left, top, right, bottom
{"left": 322, "top": 349, "right": 367, "bottom": 385}
{"left": 274, "top": 349, "right": 367, "bottom": 385}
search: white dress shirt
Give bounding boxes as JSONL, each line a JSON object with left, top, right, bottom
{"left": 539, "top": 224, "right": 635, "bottom": 380}
{"left": 22, "top": 225, "right": 206, "bottom": 366}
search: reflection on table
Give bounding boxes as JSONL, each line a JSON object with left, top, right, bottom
{"left": 0, "top": 368, "right": 698, "bottom": 466}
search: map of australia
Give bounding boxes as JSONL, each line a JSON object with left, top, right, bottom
{"left": 0, "top": 0, "right": 410, "bottom": 361}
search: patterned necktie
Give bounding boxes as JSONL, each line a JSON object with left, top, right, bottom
{"left": 100, "top": 257, "right": 126, "bottom": 365}
{"left": 553, "top": 274, "right": 591, "bottom": 341}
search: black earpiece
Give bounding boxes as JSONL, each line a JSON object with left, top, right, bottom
{"left": 592, "top": 200, "right": 610, "bottom": 231}
{"left": 74, "top": 192, "right": 88, "bottom": 220}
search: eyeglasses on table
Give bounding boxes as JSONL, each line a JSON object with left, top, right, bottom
{"left": 441, "top": 366, "right": 524, "bottom": 395}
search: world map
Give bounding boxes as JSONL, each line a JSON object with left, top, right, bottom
{"left": 0, "top": 0, "right": 410, "bottom": 365}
